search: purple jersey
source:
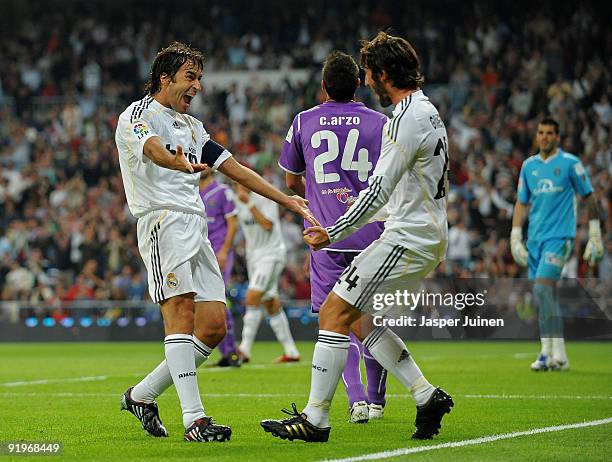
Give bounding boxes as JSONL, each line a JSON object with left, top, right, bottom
{"left": 279, "top": 101, "right": 386, "bottom": 251}
{"left": 200, "top": 180, "right": 236, "bottom": 253}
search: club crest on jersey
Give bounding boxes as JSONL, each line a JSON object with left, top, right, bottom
{"left": 554, "top": 168, "right": 561, "bottom": 176}
{"left": 166, "top": 273, "right": 179, "bottom": 289}
{"left": 133, "top": 122, "right": 150, "bottom": 139}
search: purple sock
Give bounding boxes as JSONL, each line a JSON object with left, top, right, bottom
{"left": 218, "top": 308, "right": 237, "bottom": 357}
{"left": 364, "top": 347, "right": 387, "bottom": 406}
{"left": 342, "top": 332, "right": 368, "bottom": 406}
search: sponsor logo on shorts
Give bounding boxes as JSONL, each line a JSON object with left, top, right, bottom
{"left": 544, "top": 253, "right": 564, "bottom": 267}
{"left": 132, "top": 122, "right": 150, "bottom": 139}
{"left": 166, "top": 272, "right": 179, "bottom": 289}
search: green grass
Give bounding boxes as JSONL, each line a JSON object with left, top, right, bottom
{"left": 1, "top": 341, "right": 611, "bottom": 461}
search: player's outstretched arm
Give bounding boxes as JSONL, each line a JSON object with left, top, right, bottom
{"left": 143, "top": 137, "right": 208, "bottom": 173}
{"left": 218, "top": 157, "right": 320, "bottom": 226}
{"left": 510, "top": 201, "right": 529, "bottom": 266}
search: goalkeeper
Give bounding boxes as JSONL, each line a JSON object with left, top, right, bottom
{"left": 510, "top": 117, "right": 603, "bottom": 371}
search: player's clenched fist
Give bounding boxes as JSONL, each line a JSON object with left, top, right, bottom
{"left": 303, "top": 226, "right": 330, "bottom": 251}
{"left": 510, "top": 227, "right": 528, "bottom": 266}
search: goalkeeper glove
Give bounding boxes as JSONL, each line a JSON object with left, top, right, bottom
{"left": 510, "top": 227, "right": 528, "bottom": 267}
{"left": 583, "top": 219, "right": 604, "bottom": 266}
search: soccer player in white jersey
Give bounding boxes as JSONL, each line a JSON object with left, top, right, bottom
{"left": 261, "top": 32, "right": 453, "bottom": 442}
{"left": 233, "top": 182, "right": 300, "bottom": 363}
{"left": 114, "top": 42, "right": 317, "bottom": 442}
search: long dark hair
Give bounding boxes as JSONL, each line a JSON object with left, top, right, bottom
{"left": 144, "top": 41, "right": 204, "bottom": 95}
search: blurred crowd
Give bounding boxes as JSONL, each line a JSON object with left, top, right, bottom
{"left": 0, "top": 1, "right": 610, "bottom": 311}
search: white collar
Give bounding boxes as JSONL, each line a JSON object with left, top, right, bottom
{"left": 392, "top": 90, "right": 423, "bottom": 116}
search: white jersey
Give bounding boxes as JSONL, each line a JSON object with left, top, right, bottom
{"left": 234, "top": 192, "right": 287, "bottom": 262}
{"left": 115, "top": 96, "right": 231, "bottom": 218}
{"left": 327, "top": 90, "right": 449, "bottom": 254}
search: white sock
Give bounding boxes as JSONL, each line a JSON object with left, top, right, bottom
{"left": 268, "top": 309, "right": 299, "bottom": 358}
{"left": 364, "top": 326, "right": 434, "bottom": 406}
{"left": 552, "top": 337, "right": 567, "bottom": 361}
{"left": 540, "top": 337, "right": 553, "bottom": 357}
{"left": 164, "top": 334, "right": 206, "bottom": 428}
{"left": 239, "top": 307, "right": 263, "bottom": 357}
{"left": 302, "top": 330, "right": 350, "bottom": 428}
{"left": 131, "top": 335, "right": 212, "bottom": 403}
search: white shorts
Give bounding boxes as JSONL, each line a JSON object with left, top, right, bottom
{"left": 137, "top": 210, "right": 225, "bottom": 304}
{"left": 332, "top": 237, "right": 444, "bottom": 315}
{"left": 246, "top": 257, "right": 285, "bottom": 301}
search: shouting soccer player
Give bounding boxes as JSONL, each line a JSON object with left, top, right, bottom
{"left": 278, "top": 51, "right": 388, "bottom": 423}
{"left": 511, "top": 117, "right": 603, "bottom": 371}
{"left": 115, "top": 42, "right": 317, "bottom": 442}
{"left": 261, "top": 32, "right": 453, "bottom": 442}
{"left": 233, "top": 182, "right": 300, "bottom": 363}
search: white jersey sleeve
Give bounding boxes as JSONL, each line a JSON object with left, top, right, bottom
{"left": 116, "top": 97, "right": 158, "bottom": 162}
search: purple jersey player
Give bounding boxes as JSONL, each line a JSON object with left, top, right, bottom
{"left": 199, "top": 171, "right": 240, "bottom": 367}
{"left": 279, "top": 51, "right": 388, "bottom": 422}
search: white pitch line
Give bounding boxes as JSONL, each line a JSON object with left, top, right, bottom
{"left": 319, "top": 417, "right": 612, "bottom": 462}
{"left": 0, "top": 363, "right": 307, "bottom": 388}
{"left": 386, "top": 393, "right": 612, "bottom": 400}
{"left": 0, "top": 375, "right": 108, "bottom": 387}
{"left": 461, "top": 394, "right": 612, "bottom": 400}
{"left": 0, "top": 392, "right": 610, "bottom": 400}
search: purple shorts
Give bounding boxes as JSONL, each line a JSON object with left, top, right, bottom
{"left": 310, "top": 250, "right": 359, "bottom": 313}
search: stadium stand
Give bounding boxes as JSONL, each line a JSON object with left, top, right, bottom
{"left": 0, "top": 1, "right": 610, "bottom": 324}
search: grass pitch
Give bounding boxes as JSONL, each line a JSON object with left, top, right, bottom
{"left": 1, "top": 341, "right": 611, "bottom": 461}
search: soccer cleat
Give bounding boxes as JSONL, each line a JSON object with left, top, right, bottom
{"left": 260, "top": 403, "right": 331, "bottom": 442}
{"left": 184, "top": 417, "right": 232, "bottom": 442}
{"left": 368, "top": 403, "right": 385, "bottom": 420}
{"left": 274, "top": 354, "right": 300, "bottom": 363}
{"left": 549, "top": 358, "right": 570, "bottom": 371}
{"left": 349, "top": 401, "right": 369, "bottom": 423}
{"left": 237, "top": 348, "right": 250, "bottom": 364}
{"left": 120, "top": 387, "right": 168, "bottom": 437}
{"left": 216, "top": 351, "right": 242, "bottom": 368}
{"left": 530, "top": 354, "right": 550, "bottom": 371}
{"left": 412, "top": 388, "right": 453, "bottom": 440}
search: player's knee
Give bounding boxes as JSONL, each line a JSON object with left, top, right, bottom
{"left": 195, "top": 315, "right": 226, "bottom": 347}
{"left": 162, "top": 296, "right": 195, "bottom": 333}
{"left": 264, "top": 298, "right": 281, "bottom": 315}
{"left": 245, "top": 290, "right": 263, "bottom": 306}
{"left": 319, "top": 294, "right": 359, "bottom": 333}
